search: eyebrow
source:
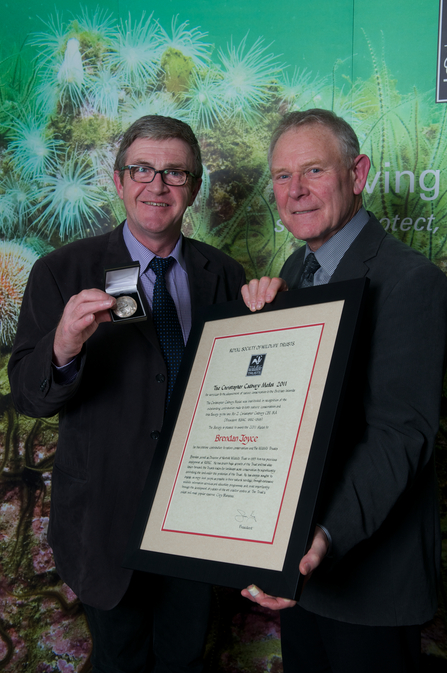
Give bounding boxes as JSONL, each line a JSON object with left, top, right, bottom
{"left": 132, "top": 160, "right": 190, "bottom": 170}
{"left": 271, "top": 159, "right": 326, "bottom": 174}
{"left": 271, "top": 167, "right": 290, "bottom": 175}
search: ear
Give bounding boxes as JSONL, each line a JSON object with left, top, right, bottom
{"left": 113, "top": 170, "right": 124, "bottom": 200}
{"left": 188, "top": 178, "right": 202, "bottom": 207}
{"left": 352, "top": 154, "right": 371, "bottom": 195}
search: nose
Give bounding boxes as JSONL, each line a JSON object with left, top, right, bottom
{"left": 288, "top": 173, "right": 308, "bottom": 199}
{"left": 145, "top": 172, "right": 169, "bottom": 194}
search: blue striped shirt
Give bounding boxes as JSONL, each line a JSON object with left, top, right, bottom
{"left": 307, "top": 207, "right": 369, "bottom": 285}
{"left": 123, "top": 222, "right": 192, "bottom": 343}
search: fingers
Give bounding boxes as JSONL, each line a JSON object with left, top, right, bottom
{"left": 241, "top": 585, "right": 296, "bottom": 610}
{"left": 63, "top": 290, "right": 115, "bottom": 335}
{"left": 241, "top": 277, "right": 288, "bottom": 312}
{"left": 241, "top": 584, "right": 266, "bottom": 603}
{"left": 241, "top": 529, "right": 329, "bottom": 612}
{"left": 299, "top": 527, "right": 329, "bottom": 578}
{"left": 53, "top": 289, "right": 116, "bottom": 366}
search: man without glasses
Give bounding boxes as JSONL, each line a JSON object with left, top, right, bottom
{"left": 242, "top": 109, "right": 447, "bottom": 673}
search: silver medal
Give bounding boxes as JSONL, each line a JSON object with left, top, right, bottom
{"left": 113, "top": 295, "right": 137, "bottom": 318}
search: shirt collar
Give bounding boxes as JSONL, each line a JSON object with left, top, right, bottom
{"left": 122, "top": 221, "right": 186, "bottom": 275}
{"left": 306, "top": 206, "right": 369, "bottom": 277}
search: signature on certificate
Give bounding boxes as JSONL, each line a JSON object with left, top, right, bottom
{"left": 235, "top": 509, "right": 257, "bottom": 523}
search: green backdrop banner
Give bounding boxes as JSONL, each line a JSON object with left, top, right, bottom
{"left": 0, "top": 1, "right": 446, "bottom": 671}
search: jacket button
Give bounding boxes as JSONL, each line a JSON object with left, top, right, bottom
{"left": 150, "top": 431, "right": 160, "bottom": 440}
{"left": 40, "top": 379, "right": 47, "bottom": 391}
{"left": 156, "top": 374, "right": 165, "bottom": 383}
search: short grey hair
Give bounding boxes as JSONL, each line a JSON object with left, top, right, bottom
{"left": 268, "top": 109, "right": 360, "bottom": 168}
{"left": 114, "top": 115, "right": 203, "bottom": 181}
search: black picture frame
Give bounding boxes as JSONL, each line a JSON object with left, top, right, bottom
{"left": 124, "top": 278, "right": 368, "bottom": 600}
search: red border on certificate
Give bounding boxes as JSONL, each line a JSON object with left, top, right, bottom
{"left": 161, "top": 323, "right": 325, "bottom": 544}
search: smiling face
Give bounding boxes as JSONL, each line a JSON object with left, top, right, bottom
{"left": 271, "top": 124, "right": 370, "bottom": 251}
{"left": 113, "top": 136, "right": 201, "bottom": 256}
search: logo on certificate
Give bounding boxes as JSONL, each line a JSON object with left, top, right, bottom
{"left": 246, "top": 353, "right": 266, "bottom": 376}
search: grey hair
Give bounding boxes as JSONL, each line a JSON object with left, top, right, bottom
{"left": 268, "top": 109, "right": 360, "bottom": 168}
{"left": 114, "top": 115, "right": 203, "bottom": 180}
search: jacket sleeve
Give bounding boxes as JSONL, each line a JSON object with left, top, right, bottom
{"left": 321, "top": 260, "right": 447, "bottom": 560}
{"left": 8, "top": 258, "right": 85, "bottom": 418}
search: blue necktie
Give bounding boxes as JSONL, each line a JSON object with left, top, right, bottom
{"left": 299, "top": 253, "right": 321, "bottom": 288}
{"left": 149, "top": 257, "right": 185, "bottom": 408}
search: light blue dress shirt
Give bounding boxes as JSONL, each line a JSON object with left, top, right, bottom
{"left": 306, "top": 207, "right": 370, "bottom": 285}
{"left": 123, "top": 222, "right": 192, "bottom": 342}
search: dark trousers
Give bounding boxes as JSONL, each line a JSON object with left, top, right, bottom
{"left": 82, "top": 571, "right": 212, "bottom": 673}
{"left": 280, "top": 603, "right": 421, "bottom": 673}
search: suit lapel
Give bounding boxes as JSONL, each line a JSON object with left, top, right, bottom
{"left": 329, "top": 215, "right": 387, "bottom": 283}
{"left": 183, "top": 239, "right": 219, "bottom": 322}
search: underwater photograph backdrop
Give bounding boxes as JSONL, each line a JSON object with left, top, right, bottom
{"left": 0, "top": 0, "right": 446, "bottom": 670}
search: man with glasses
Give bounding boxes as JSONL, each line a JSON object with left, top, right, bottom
{"left": 8, "top": 116, "right": 278, "bottom": 673}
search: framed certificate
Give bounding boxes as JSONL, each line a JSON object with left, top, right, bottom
{"left": 124, "top": 278, "right": 368, "bottom": 599}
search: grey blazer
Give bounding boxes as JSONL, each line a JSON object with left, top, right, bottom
{"left": 281, "top": 214, "right": 447, "bottom": 626}
{"left": 8, "top": 224, "right": 246, "bottom": 609}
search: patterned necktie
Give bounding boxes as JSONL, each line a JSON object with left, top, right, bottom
{"left": 149, "top": 257, "right": 185, "bottom": 408}
{"left": 298, "top": 252, "right": 321, "bottom": 288}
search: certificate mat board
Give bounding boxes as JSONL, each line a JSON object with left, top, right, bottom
{"left": 125, "top": 279, "right": 368, "bottom": 599}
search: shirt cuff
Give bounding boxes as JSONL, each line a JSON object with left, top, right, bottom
{"left": 316, "top": 523, "right": 333, "bottom": 556}
{"left": 52, "top": 356, "right": 79, "bottom": 385}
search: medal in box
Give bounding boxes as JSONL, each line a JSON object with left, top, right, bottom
{"left": 104, "top": 263, "right": 147, "bottom": 324}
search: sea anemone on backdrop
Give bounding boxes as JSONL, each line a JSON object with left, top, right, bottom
{"left": 158, "top": 16, "right": 211, "bottom": 66}
{"left": 34, "top": 153, "right": 105, "bottom": 239}
{"left": 56, "top": 37, "right": 86, "bottom": 109}
{"left": 121, "top": 91, "right": 189, "bottom": 127}
{"left": 217, "top": 34, "right": 283, "bottom": 125}
{"left": 89, "top": 145, "right": 118, "bottom": 188}
{"left": 308, "top": 84, "right": 366, "bottom": 131}
{"left": 88, "top": 68, "right": 121, "bottom": 118}
{"left": 105, "top": 12, "right": 161, "bottom": 90}
{"left": 183, "top": 68, "right": 227, "bottom": 130}
{"left": 77, "top": 5, "right": 117, "bottom": 41}
{"left": 0, "top": 195, "right": 15, "bottom": 235}
{"left": 7, "top": 116, "right": 63, "bottom": 179}
{"left": 28, "top": 11, "right": 69, "bottom": 68}
{"left": 0, "top": 241, "right": 39, "bottom": 346}
{"left": 0, "top": 175, "right": 40, "bottom": 237}
{"left": 279, "top": 67, "right": 326, "bottom": 111}
{"left": 36, "top": 36, "right": 89, "bottom": 114}
{"left": 34, "top": 76, "right": 60, "bottom": 118}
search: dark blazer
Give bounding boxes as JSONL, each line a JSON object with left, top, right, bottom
{"left": 281, "top": 213, "right": 447, "bottom": 626}
{"left": 8, "top": 224, "right": 246, "bottom": 610}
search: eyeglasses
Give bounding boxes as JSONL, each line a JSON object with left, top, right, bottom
{"left": 119, "top": 165, "right": 197, "bottom": 186}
